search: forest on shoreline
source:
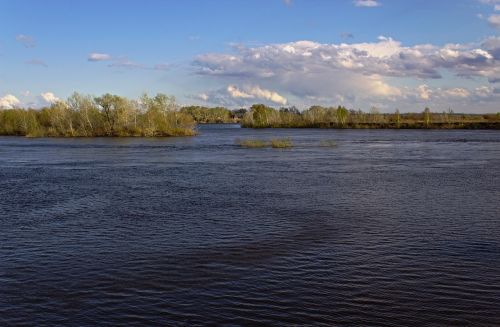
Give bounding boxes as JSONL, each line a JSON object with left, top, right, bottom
{"left": 1, "top": 93, "right": 499, "bottom": 137}
{"left": 0, "top": 93, "right": 196, "bottom": 137}
{"left": 240, "top": 104, "right": 500, "bottom": 129}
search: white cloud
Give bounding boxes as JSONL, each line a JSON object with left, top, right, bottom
{"left": 283, "top": 0, "right": 292, "bottom": 6}
{"left": 0, "top": 94, "right": 21, "bottom": 109}
{"left": 354, "top": 0, "right": 381, "bottom": 7}
{"left": 228, "top": 85, "right": 288, "bottom": 105}
{"left": 197, "top": 93, "right": 209, "bottom": 101}
{"left": 39, "top": 92, "right": 60, "bottom": 105}
{"left": 88, "top": 53, "right": 112, "bottom": 61}
{"left": 404, "top": 85, "right": 483, "bottom": 103}
{"left": 227, "top": 85, "right": 254, "bottom": 99}
{"left": 488, "top": 14, "right": 500, "bottom": 27}
{"left": 417, "top": 85, "right": 432, "bottom": 100}
{"left": 194, "top": 36, "right": 500, "bottom": 83}
{"left": 192, "top": 36, "right": 500, "bottom": 111}
{"left": 444, "top": 88, "right": 470, "bottom": 98}
{"left": 194, "top": 85, "right": 288, "bottom": 107}
{"left": 478, "top": 1, "right": 500, "bottom": 27}
{"left": 249, "top": 86, "right": 288, "bottom": 105}
{"left": 16, "top": 34, "right": 36, "bottom": 48}
{"left": 371, "top": 79, "right": 402, "bottom": 97}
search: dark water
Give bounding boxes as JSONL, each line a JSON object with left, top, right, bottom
{"left": 1, "top": 125, "right": 499, "bottom": 326}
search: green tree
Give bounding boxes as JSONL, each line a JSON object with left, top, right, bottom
{"left": 423, "top": 107, "right": 431, "bottom": 127}
{"left": 94, "top": 94, "right": 128, "bottom": 135}
{"left": 336, "top": 106, "right": 349, "bottom": 127}
{"left": 250, "top": 104, "right": 275, "bottom": 127}
{"left": 395, "top": 109, "right": 401, "bottom": 128}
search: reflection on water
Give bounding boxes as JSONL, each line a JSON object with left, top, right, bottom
{"left": 1, "top": 125, "right": 500, "bottom": 326}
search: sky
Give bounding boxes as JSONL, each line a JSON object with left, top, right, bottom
{"left": 1, "top": 0, "right": 500, "bottom": 112}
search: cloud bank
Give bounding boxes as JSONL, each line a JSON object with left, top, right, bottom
{"left": 192, "top": 36, "right": 500, "bottom": 110}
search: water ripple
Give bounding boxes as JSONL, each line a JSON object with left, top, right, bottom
{"left": 1, "top": 127, "right": 500, "bottom": 325}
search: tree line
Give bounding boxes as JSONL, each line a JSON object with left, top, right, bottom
{"left": 0, "top": 93, "right": 196, "bottom": 137}
{"left": 241, "top": 104, "right": 500, "bottom": 129}
{"left": 2, "top": 96, "right": 499, "bottom": 137}
{"left": 179, "top": 106, "right": 246, "bottom": 123}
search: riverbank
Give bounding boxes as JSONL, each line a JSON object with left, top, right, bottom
{"left": 2, "top": 97, "right": 500, "bottom": 136}
{"left": 241, "top": 121, "right": 500, "bottom": 129}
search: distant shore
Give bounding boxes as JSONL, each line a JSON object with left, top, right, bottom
{"left": 239, "top": 104, "right": 500, "bottom": 130}
{"left": 1, "top": 94, "right": 499, "bottom": 136}
{"left": 240, "top": 121, "right": 500, "bottom": 130}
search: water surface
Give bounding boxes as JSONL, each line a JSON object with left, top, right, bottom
{"left": 1, "top": 125, "right": 500, "bottom": 326}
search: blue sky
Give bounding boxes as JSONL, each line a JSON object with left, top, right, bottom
{"left": 1, "top": 0, "right": 500, "bottom": 112}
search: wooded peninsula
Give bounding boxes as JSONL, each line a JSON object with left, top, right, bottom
{"left": 0, "top": 93, "right": 499, "bottom": 137}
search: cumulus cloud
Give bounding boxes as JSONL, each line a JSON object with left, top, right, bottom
{"left": 197, "top": 93, "right": 209, "bottom": 101}
{"left": 444, "top": 88, "right": 470, "bottom": 98}
{"left": 227, "top": 85, "right": 288, "bottom": 105}
{"left": 192, "top": 85, "right": 287, "bottom": 106}
{"left": 88, "top": 53, "right": 112, "bottom": 61}
{"left": 249, "top": 86, "right": 288, "bottom": 105}
{"left": 194, "top": 36, "right": 500, "bottom": 83}
{"left": 227, "top": 85, "right": 254, "bottom": 99}
{"left": 0, "top": 94, "right": 21, "bottom": 109}
{"left": 39, "top": 92, "right": 60, "bottom": 105}
{"left": 354, "top": 0, "right": 381, "bottom": 7}
{"left": 488, "top": 14, "right": 500, "bottom": 27}
{"left": 478, "top": 0, "right": 500, "bottom": 27}
{"left": 0, "top": 92, "right": 63, "bottom": 109}
{"left": 403, "top": 84, "right": 497, "bottom": 104}
{"left": 192, "top": 36, "right": 500, "bottom": 111}
{"left": 417, "top": 84, "right": 432, "bottom": 100}
{"left": 16, "top": 34, "right": 36, "bottom": 48}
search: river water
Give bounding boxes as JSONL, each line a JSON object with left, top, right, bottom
{"left": 1, "top": 125, "right": 499, "bottom": 326}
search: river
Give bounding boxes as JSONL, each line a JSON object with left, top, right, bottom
{"left": 1, "top": 125, "right": 499, "bottom": 326}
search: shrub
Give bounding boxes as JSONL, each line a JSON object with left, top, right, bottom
{"left": 237, "top": 139, "right": 268, "bottom": 148}
{"left": 270, "top": 138, "right": 293, "bottom": 148}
